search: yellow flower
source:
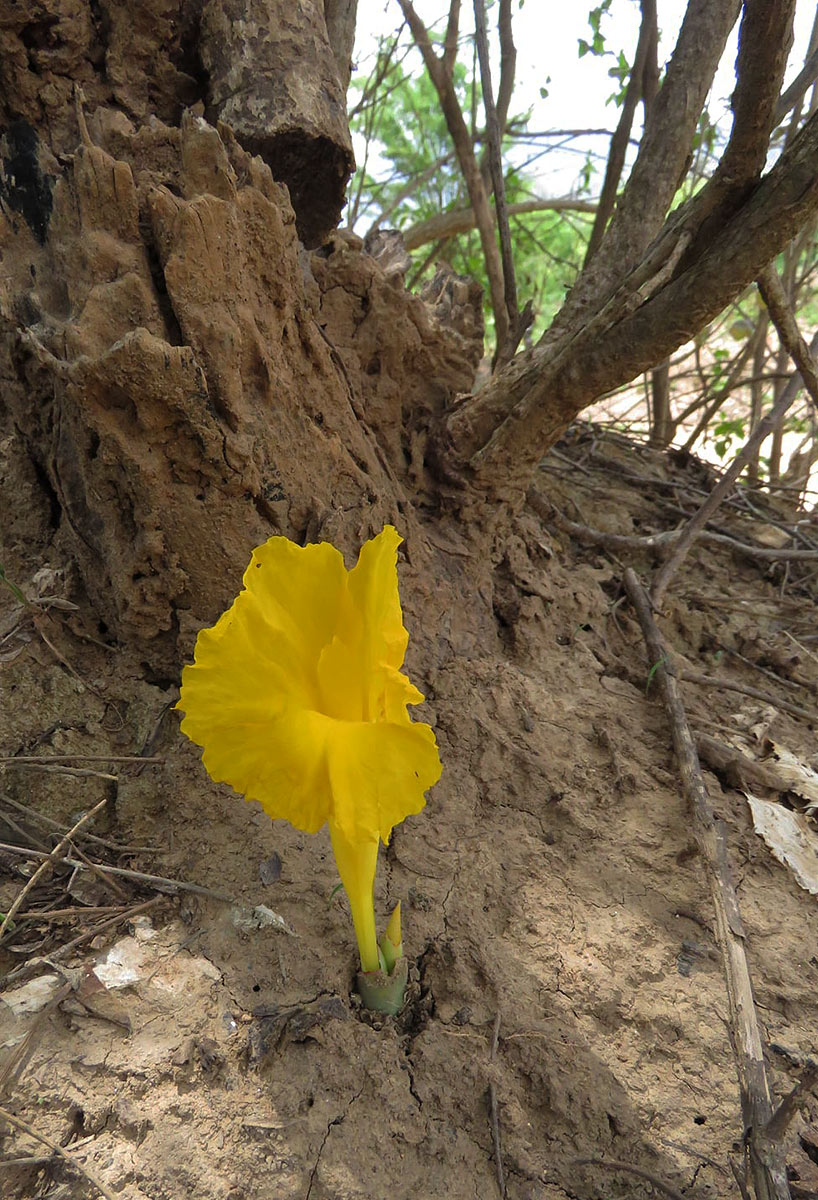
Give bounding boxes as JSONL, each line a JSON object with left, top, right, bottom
{"left": 177, "top": 525, "right": 441, "bottom": 973}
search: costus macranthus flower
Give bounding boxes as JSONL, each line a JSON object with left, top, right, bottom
{"left": 177, "top": 525, "right": 441, "bottom": 976}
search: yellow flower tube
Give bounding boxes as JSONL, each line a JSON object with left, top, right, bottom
{"left": 177, "top": 525, "right": 441, "bottom": 1003}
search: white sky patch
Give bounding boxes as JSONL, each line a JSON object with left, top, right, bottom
{"left": 352, "top": 1, "right": 816, "bottom": 201}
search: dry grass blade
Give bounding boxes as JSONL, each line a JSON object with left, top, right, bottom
{"left": 0, "top": 843, "right": 232, "bottom": 902}
{"left": 0, "top": 796, "right": 110, "bottom": 943}
{"left": 3, "top": 896, "right": 166, "bottom": 986}
{"left": 0, "top": 1103, "right": 118, "bottom": 1200}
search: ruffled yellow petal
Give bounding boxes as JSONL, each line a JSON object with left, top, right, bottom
{"left": 178, "top": 526, "right": 442, "bottom": 850}
{"left": 243, "top": 536, "right": 348, "bottom": 686}
{"left": 347, "top": 526, "right": 412, "bottom": 714}
{"left": 325, "top": 718, "right": 442, "bottom": 846}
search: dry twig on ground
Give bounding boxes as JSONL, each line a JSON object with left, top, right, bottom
{"left": 623, "top": 567, "right": 792, "bottom": 1200}
{"left": 0, "top": 1103, "right": 118, "bottom": 1200}
{"left": 0, "top": 797, "right": 110, "bottom": 943}
{"left": 487, "top": 1012, "right": 506, "bottom": 1198}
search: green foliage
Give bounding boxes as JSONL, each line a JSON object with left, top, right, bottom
{"left": 712, "top": 416, "right": 746, "bottom": 459}
{"left": 348, "top": 45, "right": 592, "bottom": 341}
{"left": 578, "top": 1, "right": 612, "bottom": 57}
{"left": 0, "top": 564, "right": 25, "bottom": 604}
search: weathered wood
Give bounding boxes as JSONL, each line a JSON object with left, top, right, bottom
{"left": 623, "top": 567, "right": 791, "bottom": 1200}
{"left": 200, "top": 0, "right": 354, "bottom": 246}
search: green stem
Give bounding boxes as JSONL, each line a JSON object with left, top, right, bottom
{"left": 328, "top": 821, "right": 380, "bottom": 973}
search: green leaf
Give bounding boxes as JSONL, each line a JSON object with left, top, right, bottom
{"left": 0, "top": 565, "right": 26, "bottom": 605}
{"left": 645, "top": 659, "right": 665, "bottom": 693}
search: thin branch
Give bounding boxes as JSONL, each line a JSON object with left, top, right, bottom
{"left": 442, "top": 0, "right": 461, "bottom": 77}
{"left": 404, "top": 197, "right": 596, "bottom": 250}
{"left": 0, "top": 796, "right": 109, "bottom": 943}
{"left": 494, "top": 0, "right": 515, "bottom": 137}
{"left": 397, "top": 0, "right": 509, "bottom": 353}
{"left": 681, "top": 318, "right": 764, "bottom": 453}
{"left": 680, "top": 671, "right": 818, "bottom": 724}
{"left": 623, "top": 568, "right": 790, "bottom": 1200}
{"left": 473, "top": 0, "right": 519, "bottom": 364}
{"left": 585, "top": 0, "right": 658, "bottom": 264}
{"left": 651, "top": 287, "right": 818, "bottom": 606}
{"left": 762, "top": 1062, "right": 818, "bottom": 1144}
{"left": 573, "top": 1158, "right": 687, "bottom": 1200}
{"left": 364, "top": 153, "right": 454, "bottom": 236}
{"left": 0, "top": 1105, "right": 119, "bottom": 1200}
{"left": 774, "top": 46, "right": 818, "bottom": 125}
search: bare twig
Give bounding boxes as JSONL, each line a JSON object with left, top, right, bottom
{"left": 473, "top": 0, "right": 519, "bottom": 365}
{"left": 762, "top": 1061, "right": 818, "bottom": 1144}
{"left": 67, "top": 841, "right": 131, "bottom": 901}
{"left": 0, "top": 1103, "right": 118, "bottom": 1200}
{"left": 0, "top": 843, "right": 233, "bottom": 902}
{"left": 0, "top": 755, "right": 164, "bottom": 765}
{"left": 527, "top": 490, "right": 818, "bottom": 564}
{"left": 651, "top": 323, "right": 818, "bottom": 607}
{"left": 0, "top": 763, "right": 118, "bottom": 781}
{"left": 13, "top": 905, "right": 128, "bottom": 921}
{"left": 573, "top": 1158, "right": 687, "bottom": 1200}
{"left": 774, "top": 45, "right": 818, "bottom": 124}
{"left": 623, "top": 567, "right": 791, "bottom": 1200}
{"left": 0, "top": 797, "right": 109, "bottom": 943}
{"left": 403, "top": 197, "right": 596, "bottom": 250}
{"left": 0, "top": 793, "right": 157, "bottom": 853}
{"left": 2, "top": 896, "right": 166, "bottom": 985}
{"left": 488, "top": 1012, "right": 506, "bottom": 1197}
{"left": 681, "top": 669, "right": 818, "bottom": 724}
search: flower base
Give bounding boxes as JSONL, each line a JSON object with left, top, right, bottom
{"left": 357, "top": 955, "right": 409, "bottom": 1015}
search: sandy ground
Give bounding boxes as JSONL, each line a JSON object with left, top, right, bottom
{"left": 2, "top": 426, "right": 817, "bottom": 1200}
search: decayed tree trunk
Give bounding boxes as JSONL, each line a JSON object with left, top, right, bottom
{"left": 1, "top": 0, "right": 818, "bottom": 660}
{"left": 0, "top": 0, "right": 480, "bottom": 668}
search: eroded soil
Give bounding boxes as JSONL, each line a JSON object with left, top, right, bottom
{"left": 1, "top": 427, "right": 817, "bottom": 1200}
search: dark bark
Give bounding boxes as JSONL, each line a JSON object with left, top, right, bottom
{"left": 550, "top": 0, "right": 741, "bottom": 338}
{"left": 440, "top": 108, "right": 818, "bottom": 508}
{"left": 324, "top": 0, "right": 358, "bottom": 92}
{"left": 584, "top": 0, "right": 658, "bottom": 265}
{"left": 397, "top": 0, "right": 510, "bottom": 356}
{"left": 201, "top": 0, "right": 354, "bottom": 246}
